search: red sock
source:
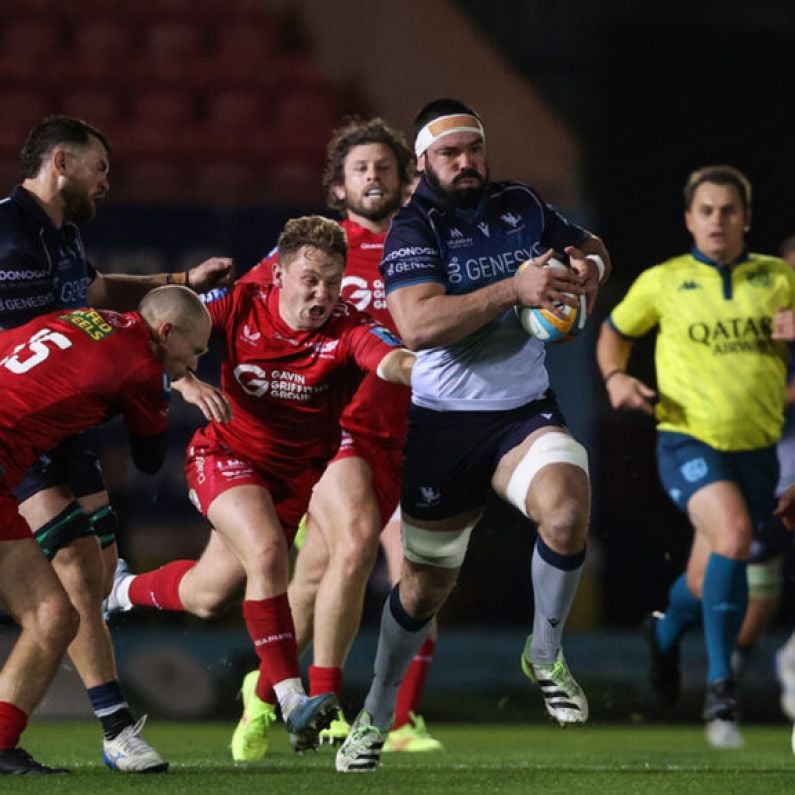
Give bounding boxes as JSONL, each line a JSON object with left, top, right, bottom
{"left": 394, "top": 637, "right": 436, "bottom": 729}
{"left": 309, "top": 665, "right": 343, "bottom": 698}
{"left": 0, "top": 702, "right": 27, "bottom": 749}
{"left": 128, "top": 560, "right": 195, "bottom": 611}
{"left": 255, "top": 677, "right": 277, "bottom": 705}
{"left": 243, "top": 595, "right": 299, "bottom": 690}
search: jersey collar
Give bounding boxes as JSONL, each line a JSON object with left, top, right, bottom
{"left": 12, "top": 185, "right": 79, "bottom": 242}
{"left": 690, "top": 245, "right": 749, "bottom": 269}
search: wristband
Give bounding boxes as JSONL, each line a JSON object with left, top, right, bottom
{"left": 603, "top": 368, "right": 624, "bottom": 385}
{"left": 586, "top": 254, "right": 606, "bottom": 283}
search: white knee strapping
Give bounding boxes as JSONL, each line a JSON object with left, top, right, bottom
{"left": 505, "top": 431, "right": 589, "bottom": 518}
{"left": 401, "top": 521, "right": 475, "bottom": 569}
{"left": 747, "top": 556, "right": 783, "bottom": 599}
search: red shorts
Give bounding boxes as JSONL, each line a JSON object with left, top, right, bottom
{"left": 331, "top": 430, "right": 402, "bottom": 527}
{"left": 185, "top": 441, "right": 323, "bottom": 545}
{"left": 0, "top": 491, "right": 32, "bottom": 541}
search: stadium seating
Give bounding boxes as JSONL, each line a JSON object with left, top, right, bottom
{"left": 0, "top": 1, "right": 355, "bottom": 204}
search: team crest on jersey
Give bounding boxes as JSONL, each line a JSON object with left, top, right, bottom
{"left": 501, "top": 212, "right": 521, "bottom": 228}
{"left": 746, "top": 267, "right": 771, "bottom": 287}
{"left": 477, "top": 222, "right": 490, "bottom": 238}
{"left": 58, "top": 308, "right": 115, "bottom": 341}
{"left": 678, "top": 280, "right": 700, "bottom": 291}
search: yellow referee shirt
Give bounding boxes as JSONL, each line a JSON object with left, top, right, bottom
{"left": 609, "top": 251, "right": 795, "bottom": 451}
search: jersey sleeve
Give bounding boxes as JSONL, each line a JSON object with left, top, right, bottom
{"left": 539, "top": 200, "right": 590, "bottom": 252}
{"left": 341, "top": 314, "right": 404, "bottom": 374}
{"left": 609, "top": 267, "right": 662, "bottom": 338}
{"left": 380, "top": 209, "right": 446, "bottom": 295}
{"left": 204, "top": 283, "right": 237, "bottom": 333}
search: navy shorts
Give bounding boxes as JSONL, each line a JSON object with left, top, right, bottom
{"left": 401, "top": 392, "right": 568, "bottom": 520}
{"left": 656, "top": 431, "right": 790, "bottom": 562}
{"left": 13, "top": 433, "right": 106, "bottom": 503}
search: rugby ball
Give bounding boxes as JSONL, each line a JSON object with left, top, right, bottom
{"left": 514, "top": 258, "right": 587, "bottom": 344}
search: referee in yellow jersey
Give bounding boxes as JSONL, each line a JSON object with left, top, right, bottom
{"left": 596, "top": 165, "right": 795, "bottom": 748}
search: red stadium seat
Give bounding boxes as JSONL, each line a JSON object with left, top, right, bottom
{"left": 192, "top": 160, "right": 262, "bottom": 206}
{"left": 0, "top": 92, "right": 53, "bottom": 156}
{"left": 115, "top": 159, "right": 190, "bottom": 204}
{"left": 60, "top": 89, "right": 126, "bottom": 137}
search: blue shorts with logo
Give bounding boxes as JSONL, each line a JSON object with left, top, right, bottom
{"left": 401, "top": 391, "right": 568, "bottom": 521}
{"left": 656, "top": 431, "right": 790, "bottom": 562}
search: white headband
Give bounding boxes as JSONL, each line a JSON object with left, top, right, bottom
{"left": 414, "top": 113, "right": 485, "bottom": 158}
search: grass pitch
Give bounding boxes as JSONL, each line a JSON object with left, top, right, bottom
{"left": 6, "top": 721, "right": 794, "bottom": 794}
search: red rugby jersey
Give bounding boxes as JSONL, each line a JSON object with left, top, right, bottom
{"left": 197, "top": 281, "right": 402, "bottom": 477}
{"left": 0, "top": 307, "right": 169, "bottom": 485}
{"left": 241, "top": 219, "right": 410, "bottom": 447}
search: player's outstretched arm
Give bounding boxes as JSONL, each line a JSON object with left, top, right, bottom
{"left": 87, "top": 257, "right": 235, "bottom": 311}
{"left": 376, "top": 348, "right": 415, "bottom": 385}
{"left": 172, "top": 372, "right": 232, "bottom": 424}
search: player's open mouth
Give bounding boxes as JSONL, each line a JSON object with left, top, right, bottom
{"left": 365, "top": 187, "right": 384, "bottom": 198}
{"left": 308, "top": 306, "right": 327, "bottom": 319}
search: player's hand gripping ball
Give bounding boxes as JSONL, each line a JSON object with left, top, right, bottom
{"left": 514, "top": 257, "right": 588, "bottom": 344}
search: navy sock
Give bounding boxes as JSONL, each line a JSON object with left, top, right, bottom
{"left": 86, "top": 681, "right": 134, "bottom": 740}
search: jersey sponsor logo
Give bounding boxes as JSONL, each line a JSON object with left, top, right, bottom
{"left": 680, "top": 457, "right": 707, "bottom": 483}
{"left": 448, "top": 248, "right": 531, "bottom": 285}
{"left": 59, "top": 308, "right": 115, "bottom": 341}
{"left": 233, "top": 363, "right": 329, "bottom": 401}
{"left": 342, "top": 275, "right": 387, "bottom": 312}
{"left": 678, "top": 280, "right": 700, "bottom": 291}
{"left": 688, "top": 316, "right": 774, "bottom": 354}
{"left": 0, "top": 268, "right": 49, "bottom": 281}
{"left": 201, "top": 287, "right": 228, "bottom": 304}
{"left": 446, "top": 228, "right": 474, "bottom": 249}
{"left": 0, "top": 291, "right": 55, "bottom": 313}
{"left": 383, "top": 246, "right": 437, "bottom": 263}
{"left": 360, "top": 242, "right": 384, "bottom": 250}
{"left": 382, "top": 260, "right": 431, "bottom": 278}
{"left": 59, "top": 276, "right": 92, "bottom": 305}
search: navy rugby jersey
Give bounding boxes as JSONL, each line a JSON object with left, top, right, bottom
{"left": 381, "top": 176, "right": 588, "bottom": 410}
{"left": 0, "top": 186, "right": 96, "bottom": 329}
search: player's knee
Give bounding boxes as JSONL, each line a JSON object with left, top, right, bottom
{"left": 538, "top": 496, "right": 589, "bottom": 553}
{"left": 34, "top": 592, "right": 79, "bottom": 649}
{"left": 506, "top": 432, "right": 589, "bottom": 520}
{"left": 400, "top": 560, "right": 458, "bottom": 616}
{"left": 333, "top": 524, "right": 381, "bottom": 580}
{"left": 713, "top": 526, "right": 752, "bottom": 559}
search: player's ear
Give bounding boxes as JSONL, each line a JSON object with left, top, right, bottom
{"left": 272, "top": 263, "right": 284, "bottom": 288}
{"left": 331, "top": 182, "right": 346, "bottom": 203}
{"left": 53, "top": 147, "right": 69, "bottom": 175}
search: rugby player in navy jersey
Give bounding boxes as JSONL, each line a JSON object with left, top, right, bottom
{"left": 336, "top": 98, "right": 611, "bottom": 772}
